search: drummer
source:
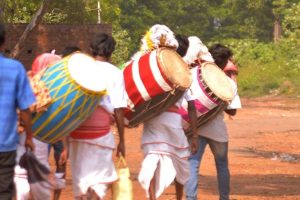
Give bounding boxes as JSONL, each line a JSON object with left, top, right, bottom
{"left": 137, "top": 24, "right": 198, "bottom": 200}
{"left": 68, "top": 33, "right": 126, "bottom": 200}
{"left": 47, "top": 46, "right": 82, "bottom": 200}
{"left": 184, "top": 42, "right": 242, "bottom": 200}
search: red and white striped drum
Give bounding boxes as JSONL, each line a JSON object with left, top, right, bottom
{"left": 123, "top": 47, "right": 192, "bottom": 127}
{"left": 180, "top": 62, "right": 234, "bottom": 133}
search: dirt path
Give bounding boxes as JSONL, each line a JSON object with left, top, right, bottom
{"left": 55, "top": 96, "right": 300, "bottom": 200}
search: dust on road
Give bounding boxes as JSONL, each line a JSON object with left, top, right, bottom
{"left": 54, "top": 96, "right": 300, "bottom": 200}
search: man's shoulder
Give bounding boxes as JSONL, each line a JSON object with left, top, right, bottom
{"left": 105, "top": 62, "right": 121, "bottom": 72}
{"left": 101, "top": 62, "right": 122, "bottom": 77}
{"left": 0, "top": 55, "right": 25, "bottom": 70}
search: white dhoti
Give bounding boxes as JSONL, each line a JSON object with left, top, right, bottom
{"left": 14, "top": 134, "right": 52, "bottom": 200}
{"left": 138, "top": 112, "right": 190, "bottom": 198}
{"left": 69, "top": 131, "right": 117, "bottom": 199}
{"left": 14, "top": 165, "right": 30, "bottom": 200}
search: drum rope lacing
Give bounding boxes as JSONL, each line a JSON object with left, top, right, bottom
{"left": 32, "top": 59, "right": 105, "bottom": 143}
{"left": 45, "top": 58, "right": 107, "bottom": 96}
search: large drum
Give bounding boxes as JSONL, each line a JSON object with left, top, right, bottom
{"left": 123, "top": 47, "right": 192, "bottom": 127}
{"left": 32, "top": 53, "right": 107, "bottom": 143}
{"left": 180, "top": 62, "right": 234, "bottom": 134}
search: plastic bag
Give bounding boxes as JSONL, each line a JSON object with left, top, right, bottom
{"left": 19, "top": 151, "right": 65, "bottom": 191}
{"left": 112, "top": 156, "right": 133, "bottom": 200}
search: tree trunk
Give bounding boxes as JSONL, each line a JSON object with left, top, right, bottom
{"left": 274, "top": 18, "right": 282, "bottom": 43}
{"left": 11, "top": 0, "right": 53, "bottom": 59}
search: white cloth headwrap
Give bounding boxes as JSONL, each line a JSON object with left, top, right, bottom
{"left": 183, "top": 36, "right": 214, "bottom": 64}
{"left": 140, "top": 24, "right": 179, "bottom": 52}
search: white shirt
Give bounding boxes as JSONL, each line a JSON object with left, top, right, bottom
{"left": 196, "top": 79, "right": 242, "bottom": 142}
{"left": 96, "top": 61, "right": 127, "bottom": 113}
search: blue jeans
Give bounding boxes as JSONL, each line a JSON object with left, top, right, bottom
{"left": 185, "top": 136, "right": 230, "bottom": 200}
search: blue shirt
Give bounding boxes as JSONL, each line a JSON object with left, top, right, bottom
{"left": 0, "top": 53, "right": 36, "bottom": 152}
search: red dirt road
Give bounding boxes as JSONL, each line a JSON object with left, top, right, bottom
{"left": 54, "top": 96, "right": 300, "bottom": 200}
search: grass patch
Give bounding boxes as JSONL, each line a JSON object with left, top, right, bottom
{"left": 221, "top": 39, "right": 300, "bottom": 97}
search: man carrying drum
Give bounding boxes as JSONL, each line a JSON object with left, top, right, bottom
{"left": 68, "top": 33, "right": 126, "bottom": 200}
{"left": 184, "top": 43, "right": 242, "bottom": 200}
{"left": 136, "top": 24, "right": 199, "bottom": 200}
{"left": 48, "top": 46, "right": 81, "bottom": 200}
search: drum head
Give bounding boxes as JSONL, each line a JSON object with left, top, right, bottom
{"left": 67, "top": 53, "right": 107, "bottom": 92}
{"left": 202, "top": 62, "right": 234, "bottom": 102}
{"left": 157, "top": 48, "right": 192, "bottom": 89}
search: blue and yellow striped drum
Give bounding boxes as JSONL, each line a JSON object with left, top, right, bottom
{"left": 32, "top": 53, "right": 107, "bottom": 143}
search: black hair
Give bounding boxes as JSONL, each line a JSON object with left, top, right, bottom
{"left": 209, "top": 43, "right": 233, "bottom": 69}
{"left": 90, "top": 33, "right": 116, "bottom": 58}
{"left": 175, "top": 34, "right": 189, "bottom": 57}
{"left": 0, "top": 24, "right": 6, "bottom": 46}
{"left": 61, "top": 46, "right": 81, "bottom": 58}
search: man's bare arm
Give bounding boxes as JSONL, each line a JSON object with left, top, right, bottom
{"left": 114, "top": 108, "right": 125, "bottom": 157}
{"left": 19, "top": 108, "right": 35, "bottom": 151}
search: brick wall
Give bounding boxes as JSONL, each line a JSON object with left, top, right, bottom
{"left": 3, "top": 24, "right": 112, "bottom": 70}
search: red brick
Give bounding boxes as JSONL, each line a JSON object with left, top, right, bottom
{"left": 3, "top": 24, "right": 112, "bottom": 70}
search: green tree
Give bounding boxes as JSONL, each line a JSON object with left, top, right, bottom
{"left": 111, "top": 25, "right": 132, "bottom": 66}
{"left": 118, "top": 0, "right": 216, "bottom": 54}
{"left": 214, "top": 0, "right": 274, "bottom": 41}
{"left": 281, "top": 1, "right": 300, "bottom": 40}
{"left": 1, "top": 0, "right": 40, "bottom": 23}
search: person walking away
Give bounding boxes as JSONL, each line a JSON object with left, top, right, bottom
{"left": 0, "top": 23, "right": 35, "bottom": 200}
{"left": 185, "top": 43, "right": 242, "bottom": 200}
{"left": 68, "top": 33, "right": 126, "bottom": 200}
{"left": 136, "top": 25, "right": 198, "bottom": 200}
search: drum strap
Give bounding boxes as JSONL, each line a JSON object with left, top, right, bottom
{"left": 166, "top": 105, "right": 180, "bottom": 114}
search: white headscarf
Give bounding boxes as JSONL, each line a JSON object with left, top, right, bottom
{"left": 140, "top": 24, "right": 179, "bottom": 52}
{"left": 183, "top": 36, "right": 214, "bottom": 65}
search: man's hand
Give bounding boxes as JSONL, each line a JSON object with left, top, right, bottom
{"left": 114, "top": 108, "right": 126, "bottom": 158}
{"left": 116, "top": 140, "right": 125, "bottom": 158}
{"left": 25, "top": 137, "right": 35, "bottom": 151}
{"left": 189, "top": 136, "right": 199, "bottom": 155}
{"left": 59, "top": 137, "right": 69, "bottom": 165}
{"left": 59, "top": 149, "right": 68, "bottom": 165}
{"left": 20, "top": 108, "right": 34, "bottom": 149}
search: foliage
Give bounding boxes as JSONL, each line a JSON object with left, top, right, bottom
{"left": 214, "top": 0, "right": 275, "bottom": 42}
{"left": 0, "top": 0, "right": 40, "bottom": 23}
{"left": 218, "top": 37, "right": 300, "bottom": 97}
{"left": 1, "top": 0, "right": 300, "bottom": 97}
{"left": 111, "top": 25, "right": 132, "bottom": 67}
{"left": 282, "top": 1, "right": 300, "bottom": 40}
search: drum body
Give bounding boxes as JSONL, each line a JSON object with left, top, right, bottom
{"left": 125, "top": 89, "right": 185, "bottom": 127}
{"left": 180, "top": 62, "right": 234, "bottom": 130}
{"left": 32, "top": 53, "right": 106, "bottom": 143}
{"left": 123, "top": 47, "right": 192, "bottom": 127}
